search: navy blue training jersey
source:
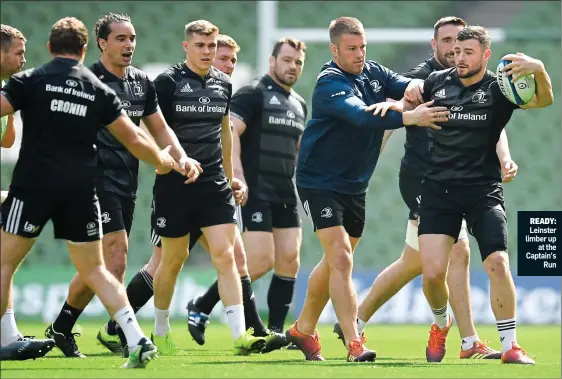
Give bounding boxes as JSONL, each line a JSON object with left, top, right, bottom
{"left": 296, "top": 60, "right": 411, "bottom": 195}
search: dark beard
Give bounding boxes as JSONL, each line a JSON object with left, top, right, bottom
{"left": 273, "top": 70, "right": 294, "bottom": 87}
{"left": 436, "top": 52, "right": 454, "bottom": 69}
{"left": 457, "top": 64, "right": 482, "bottom": 79}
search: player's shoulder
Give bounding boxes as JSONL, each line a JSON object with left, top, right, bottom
{"left": 10, "top": 66, "right": 37, "bottom": 81}
{"left": 77, "top": 65, "right": 112, "bottom": 91}
{"left": 404, "top": 58, "right": 439, "bottom": 80}
{"left": 481, "top": 70, "right": 500, "bottom": 92}
{"left": 427, "top": 67, "right": 456, "bottom": 84}
{"left": 233, "top": 76, "right": 266, "bottom": 97}
{"left": 316, "top": 61, "right": 347, "bottom": 82}
{"left": 208, "top": 66, "right": 231, "bottom": 84}
{"left": 289, "top": 88, "right": 306, "bottom": 105}
{"left": 126, "top": 65, "right": 151, "bottom": 82}
{"left": 364, "top": 60, "right": 389, "bottom": 73}
{"left": 156, "top": 63, "right": 183, "bottom": 82}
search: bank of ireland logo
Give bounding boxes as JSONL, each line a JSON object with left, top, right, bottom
{"left": 66, "top": 79, "right": 78, "bottom": 87}
{"left": 199, "top": 96, "right": 210, "bottom": 104}
{"left": 450, "top": 106, "right": 463, "bottom": 112}
{"left": 87, "top": 222, "right": 96, "bottom": 230}
{"left": 287, "top": 110, "right": 295, "bottom": 119}
{"left": 120, "top": 100, "right": 131, "bottom": 108}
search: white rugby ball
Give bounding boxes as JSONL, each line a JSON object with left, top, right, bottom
{"left": 496, "top": 59, "right": 536, "bottom": 105}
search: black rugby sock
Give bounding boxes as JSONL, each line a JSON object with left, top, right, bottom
{"left": 53, "top": 302, "right": 83, "bottom": 335}
{"left": 195, "top": 281, "right": 221, "bottom": 315}
{"left": 267, "top": 274, "right": 296, "bottom": 332}
{"left": 241, "top": 276, "right": 268, "bottom": 336}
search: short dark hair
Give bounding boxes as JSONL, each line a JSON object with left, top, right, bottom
{"left": 184, "top": 20, "right": 219, "bottom": 41}
{"left": 93, "top": 13, "right": 131, "bottom": 51}
{"left": 329, "top": 17, "right": 364, "bottom": 44}
{"left": 271, "top": 37, "right": 306, "bottom": 57}
{"left": 49, "top": 17, "right": 88, "bottom": 55}
{"left": 433, "top": 16, "right": 467, "bottom": 38}
{"left": 0, "top": 24, "right": 26, "bottom": 52}
{"left": 217, "top": 34, "right": 240, "bottom": 53}
{"left": 457, "top": 25, "right": 491, "bottom": 49}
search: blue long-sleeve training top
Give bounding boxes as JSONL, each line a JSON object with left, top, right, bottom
{"left": 296, "top": 60, "right": 411, "bottom": 195}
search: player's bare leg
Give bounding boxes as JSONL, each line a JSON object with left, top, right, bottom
{"left": 145, "top": 245, "right": 162, "bottom": 277}
{"left": 50, "top": 230, "right": 129, "bottom": 356}
{"left": 0, "top": 231, "right": 57, "bottom": 360}
{"left": 419, "top": 234, "right": 454, "bottom": 362}
{"left": 187, "top": 230, "right": 286, "bottom": 352}
{"left": 482, "top": 251, "right": 533, "bottom": 364}
{"left": 151, "top": 234, "right": 189, "bottom": 354}
{"left": 288, "top": 227, "right": 374, "bottom": 362}
{"left": 0, "top": 232, "right": 34, "bottom": 317}
{"left": 202, "top": 223, "right": 265, "bottom": 354}
{"left": 243, "top": 231, "right": 275, "bottom": 280}
{"left": 65, "top": 239, "right": 156, "bottom": 367}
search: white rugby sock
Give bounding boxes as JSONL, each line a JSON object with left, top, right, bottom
{"left": 497, "top": 318, "right": 517, "bottom": 354}
{"left": 461, "top": 334, "right": 479, "bottom": 351}
{"left": 357, "top": 318, "right": 368, "bottom": 335}
{"left": 113, "top": 306, "right": 145, "bottom": 349}
{"left": 1, "top": 309, "right": 23, "bottom": 346}
{"left": 431, "top": 305, "right": 449, "bottom": 329}
{"left": 154, "top": 307, "right": 171, "bottom": 337}
{"left": 225, "top": 304, "right": 245, "bottom": 340}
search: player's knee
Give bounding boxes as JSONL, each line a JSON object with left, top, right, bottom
{"left": 423, "top": 264, "right": 448, "bottom": 285}
{"left": 276, "top": 249, "right": 300, "bottom": 275}
{"left": 483, "top": 251, "right": 510, "bottom": 279}
{"left": 78, "top": 264, "right": 107, "bottom": 288}
{"left": 211, "top": 246, "right": 236, "bottom": 272}
{"left": 104, "top": 242, "right": 128, "bottom": 277}
{"left": 328, "top": 250, "right": 353, "bottom": 275}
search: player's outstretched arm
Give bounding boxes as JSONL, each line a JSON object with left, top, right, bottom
{"left": 501, "top": 53, "right": 554, "bottom": 109}
{"left": 402, "top": 100, "right": 449, "bottom": 130}
{"left": 107, "top": 112, "right": 176, "bottom": 175}
{"left": 316, "top": 75, "right": 405, "bottom": 130}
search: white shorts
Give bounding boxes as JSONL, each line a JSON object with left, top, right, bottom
{"left": 406, "top": 219, "right": 468, "bottom": 251}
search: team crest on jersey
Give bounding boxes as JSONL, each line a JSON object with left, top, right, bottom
{"left": 133, "top": 83, "right": 144, "bottom": 96}
{"left": 370, "top": 80, "right": 382, "bottom": 93}
{"left": 251, "top": 212, "right": 263, "bottom": 223}
{"left": 472, "top": 90, "right": 487, "bottom": 104}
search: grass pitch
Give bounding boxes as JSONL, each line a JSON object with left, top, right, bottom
{"left": 1, "top": 321, "right": 560, "bottom": 378}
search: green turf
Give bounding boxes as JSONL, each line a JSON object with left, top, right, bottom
{"left": 1, "top": 321, "right": 560, "bottom": 378}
